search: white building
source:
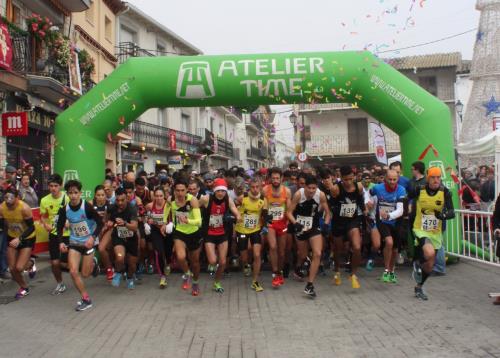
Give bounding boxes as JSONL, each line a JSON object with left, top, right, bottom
{"left": 274, "top": 138, "right": 295, "bottom": 168}
{"left": 117, "top": 3, "right": 203, "bottom": 173}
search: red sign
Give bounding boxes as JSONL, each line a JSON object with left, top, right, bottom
{"left": 2, "top": 112, "right": 28, "bottom": 136}
{"left": 0, "top": 19, "right": 13, "bottom": 71}
{"left": 169, "top": 129, "right": 176, "bottom": 150}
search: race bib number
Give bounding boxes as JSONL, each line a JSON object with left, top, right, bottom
{"left": 244, "top": 214, "right": 259, "bottom": 229}
{"left": 175, "top": 211, "right": 188, "bottom": 223}
{"left": 209, "top": 214, "right": 223, "bottom": 228}
{"left": 339, "top": 203, "right": 357, "bottom": 218}
{"left": 421, "top": 214, "right": 438, "bottom": 231}
{"left": 150, "top": 213, "right": 164, "bottom": 225}
{"left": 116, "top": 226, "right": 134, "bottom": 239}
{"left": 269, "top": 206, "right": 284, "bottom": 221}
{"left": 8, "top": 222, "right": 23, "bottom": 235}
{"left": 379, "top": 205, "right": 395, "bottom": 220}
{"left": 71, "top": 221, "right": 91, "bottom": 238}
{"left": 296, "top": 215, "right": 313, "bottom": 232}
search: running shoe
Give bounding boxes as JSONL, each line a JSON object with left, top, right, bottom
{"left": 92, "top": 257, "right": 100, "bottom": 278}
{"left": 351, "top": 274, "right": 361, "bottom": 289}
{"left": 147, "top": 263, "right": 154, "bottom": 275}
{"left": 51, "top": 283, "right": 67, "bottom": 295}
{"left": 389, "top": 272, "right": 398, "bottom": 284}
{"left": 111, "top": 272, "right": 122, "bottom": 287}
{"left": 271, "top": 274, "right": 281, "bottom": 288}
{"left": 164, "top": 265, "right": 171, "bottom": 276}
{"left": 213, "top": 281, "right": 224, "bottom": 293}
{"left": 381, "top": 271, "right": 391, "bottom": 283}
{"left": 159, "top": 276, "right": 167, "bottom": 289}
{"left": 333, "top": 272, "right": 341, "bottom": 286}
{"left": 28, "top": 258, "right": 37, "bottom": 279}
{"left": 243, "top": 264, "right": 252, "bottom": 277}
{"left": 15, "top": 287, "right": 30, "bottom": 299}
{"left": 207, "top": 264, "right": 216, "bottom": 276}
{"left": 127, "top": 278, "right": 135, "bottom": 290}
{"left": 251, "top": 281, "right": 264, "bottom": 292}
{"left": 293, "top": 268, "right": 305, "bottom": 282}
{"left": 304, "top": 283, "right": 316, "bottom": 298}
{"left": 106, "top": 267, "right": 114, "bottom": 282}
{"left": 412, "top": 261, "right": 423, "bottom": 284}
{"left": 414, "top": 286, "right": 428, "bottom": 300}
{"left": 192, "top": 282, "right": 200, "bottom": 296}
{"left": 365, "top": 259, "right": 374, "bottom": 272}
{"left": 182, "top": 272, "right": 192, "bottom": 290}
{"left": 75, "top": 299, "right": 93, "bottom": 311}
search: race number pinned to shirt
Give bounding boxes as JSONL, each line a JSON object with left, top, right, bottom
{"left": 149, "top": 213, "right": 165, "bottom": 225}
{"left": 269, "top": 206, "right": 284, "bottom": 221}
{"left": 175, "top": 211, "right": 188, "bottom": 224}
{"left": 296, "top": 215, "right": 313, "bottom": 232}
{"left": 71, "top": 221, "right": 91, "bottom": 238}
{"left": 379, "top": 203, "right": 395, "bottom": 220}
{"left": 209, "top": 214, "right": 223, "bottom": 228}
{"left": 244, "top": 214, "right": 259, "bottom": 229}
{"left": 421, "top": 214, "right": 438, "bottom": 231}
{"left": 116, "top": 226, "right": 134, "bottom": 239}
{"left": 339, "top": 203, "right": 357, "bottom": 218}
{"left": 8, "top": 222, "right": 23, "bottom": 235}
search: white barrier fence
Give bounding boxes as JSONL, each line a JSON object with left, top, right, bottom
{"left": 445, "top": 209, "right": 500, "bottom": 267}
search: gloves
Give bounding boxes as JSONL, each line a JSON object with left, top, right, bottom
{"left": 223, "top": 214, "right": 236, "bottom": 225}
{"left": 264, "top": 213, "right": 274, "bottom": 225}
{"left": 165, "top": 222, "right": 174, "bottom": 234}
{"left": 293, "top": 222, "right": 304, "bottom": 233}
{"left": 321, "top": 222, "right": 331, "bottom": 237}
{"left": 434, "top": 209, "right": 446, "bottom": 221}
{"left": 144, "top": 223, "right": 151, "bottom": 236}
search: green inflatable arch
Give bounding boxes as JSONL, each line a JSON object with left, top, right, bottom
{"left": 55, "top": 50, "right": 463, "bottom": 236}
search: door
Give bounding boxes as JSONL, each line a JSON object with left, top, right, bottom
{"left": 348, "top": 118, "right": 368, "bottom": 153}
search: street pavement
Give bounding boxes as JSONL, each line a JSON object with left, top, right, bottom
{"left": 1, "top": 259, "right": 500, "bottom": 358}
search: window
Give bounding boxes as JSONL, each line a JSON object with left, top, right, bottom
{"left": 158, "top": 108, "right": 167, "bottom": 127}
{"left": 219, "top": 123, "right": 224, "bottom": 138}
{"left": 181, "top": 114, "right": 190, "bottom": 133}
{"left": 86, "top": 0, "right": 95, "bottom": 24}
{"left": 348, "top": 118, "right": 368, "bottom": 153}
{"left": 210, "top": 116, "right": 215, "bottom": 133}
{"left": 12, "top": 4, "right": 21, "bottom": 27}
{"left": 157, "top": 43, "right": 166, "bottom": 57}
{"left": 104, "top": 16, "right": 112, "bottom": 41}
{"left": 418, "top": 76, "right": 437, "bottom": 96}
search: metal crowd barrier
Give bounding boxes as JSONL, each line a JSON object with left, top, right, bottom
{"left": 445, "top": 209, "right": 500, "bottom": 267}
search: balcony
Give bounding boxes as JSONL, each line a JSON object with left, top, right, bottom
{"left": 196, "top": 128, "right": 234, "bottom": 158}
{"left": 247, "top": 146, "right": 264, "bottom": 160}
{"left": 299, "top": 103, "right": 352, "bottom": 112}
{"left": 127, "top": 121, "right": 202, "bottom": 153}
{"left": 116, "top": 42, "right": 155, "bottom": 64}
{"left": 306, "top": 134, "right": 400, "bottom": 156}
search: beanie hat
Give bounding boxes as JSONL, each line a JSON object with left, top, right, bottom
{"left": 213, "top": 178, "right": 228, "bottom": 192}
{"left": 427, "top": 166, "right": 442, "bottom": 179}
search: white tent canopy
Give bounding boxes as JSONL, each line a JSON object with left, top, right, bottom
{"left": 457, "top": 129, "right": 500, "bottom": 157}
{"left": 457, "top": 130, "right": 499, "bottom": 200}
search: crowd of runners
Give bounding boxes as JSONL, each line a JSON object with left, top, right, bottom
{"left": 0, "top": 160, "right": 455, "bottom": 311}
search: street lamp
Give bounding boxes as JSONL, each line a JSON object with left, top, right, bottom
{"left": 289, "top": 112, "right": 297, "bottom": 125}
{"left": 456, "top": 100, "right": 464, "bottom": 121}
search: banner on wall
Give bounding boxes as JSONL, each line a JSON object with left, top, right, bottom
{"left": 169, "top": 129, "right": 177, "bottom": 150}
{"left": 2, "top": 111, "right": 28, "bottom": 136}
{"left": 370, "top": 122, "right": 387, "bottom": 165}
{"left": 0, "top": 19, "right": 13, "bottom": 71}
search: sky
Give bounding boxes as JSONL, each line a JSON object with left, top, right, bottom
{"left": 126, "top": 0, "right": 481, "bottom": 145}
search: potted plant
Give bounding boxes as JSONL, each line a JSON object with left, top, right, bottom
{"left": 78, "top": 49, "right": 95, "bottom": 88}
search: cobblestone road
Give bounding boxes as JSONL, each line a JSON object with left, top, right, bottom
{"left": 1, "top": 260, "right": 500, "bottom": 358}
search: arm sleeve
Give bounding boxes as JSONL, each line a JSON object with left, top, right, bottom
{"left": 441, "top": 189, "right": 455, "bottom": 220}
{"left": 20, "top": 218, "right": 35, "bottom": 240}
{"left": 56, "top": 206, "right": 67, "bottom": 239}
{"left": 388, "top": 202, "right": 404, "bottom": 221}
{"left": 187, "top": 207, "right": 202, "bottom": 227}
{"left": 85, "top": 202, "right": 104, "bottom": 237}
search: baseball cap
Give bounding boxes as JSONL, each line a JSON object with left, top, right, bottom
{"left": 5, "top": 165, "right": 16, "bottom": 173}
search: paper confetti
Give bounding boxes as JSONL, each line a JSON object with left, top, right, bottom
{"left": 78, "top": 145, "right": 84, "bottom": 152}
{"left": 119, "top": 116, "right": 125, "bottom": 125}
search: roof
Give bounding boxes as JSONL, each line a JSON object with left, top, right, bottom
{"left": 384, "top": 52, "right": 462, "bottom": 70}
{"left": 123, "top": 2, "right": 203, "bottom": 55}
{"left": 458, "top": 60, "right": 472, "bottom": 74}
{"left": 104, "top": 0, "right": 127, "bottom": 14}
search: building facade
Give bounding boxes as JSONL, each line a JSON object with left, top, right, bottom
{"left": 296, "top": 52, "right": 469, "bottom": 169}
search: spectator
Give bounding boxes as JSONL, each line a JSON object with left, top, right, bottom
{"left": 480, "top": 168, "right": 495, "bottom": 207}
{"left": 0, "top": 173, "right": 8, "bottom": 280}
{"left": 409, "top": 161, "right": 426, "bottom": 199}
{"left": 25, "top": 164, "right": 40, "bottom": 195}
{"left": 4, "top": 165, "right": 18, "bottom": 189}
{"left": 18, "top": 173, "right": 38, "bottom": 208}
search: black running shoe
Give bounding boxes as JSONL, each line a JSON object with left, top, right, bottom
{"left": 304, "top": 283, "right": 316, "bottom": 298}
{"left": 414, "top": 286, "right": 428, "bottom": 301}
